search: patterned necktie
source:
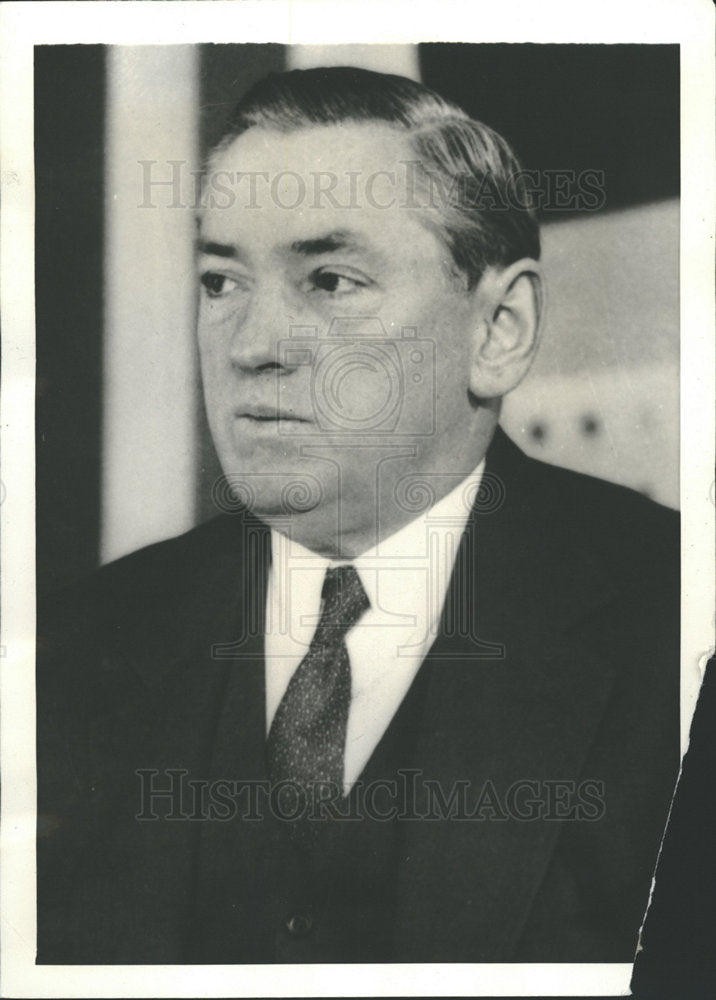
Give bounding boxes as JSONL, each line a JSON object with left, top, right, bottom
{"left": 266, "top": 564, "right": 370, "bottom": 800}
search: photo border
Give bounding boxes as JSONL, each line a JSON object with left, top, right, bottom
{"left": 1, "top": 1, "right": 714, "bottom": 996}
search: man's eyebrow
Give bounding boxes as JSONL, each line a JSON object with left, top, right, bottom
{"left": 288, "top": 231, "right": 369, "bottom": 257}
{"left": 196, "top": 238, "right": 237, "bottom": 258}
{"left": 196, "top": 230, "right": 375, "bottom": 261}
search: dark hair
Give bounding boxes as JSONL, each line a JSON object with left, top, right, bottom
{"left": 210, "top": 66, "right": 540, "bottom": 288}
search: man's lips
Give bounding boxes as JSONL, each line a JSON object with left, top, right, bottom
{"left": 234, "top": 405, "right": 312, "bottom": 423}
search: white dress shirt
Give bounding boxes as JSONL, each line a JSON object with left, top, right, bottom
{"left": 265, "top": 461, "right": 485, "bottom": 793}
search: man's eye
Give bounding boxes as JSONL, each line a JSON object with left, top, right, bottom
{"left": 311, "top": 269, "right": 370, "bottom": 295}
{"left": 200, "top": 272, "right": 239, "bottom": 298}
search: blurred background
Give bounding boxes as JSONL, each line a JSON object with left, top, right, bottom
{"left": 35, "top": 43, "right": 679, "bottom": 594}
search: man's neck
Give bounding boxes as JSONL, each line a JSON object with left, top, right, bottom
{"left": 258, "top": 455, "right": 491, "bottom": 560}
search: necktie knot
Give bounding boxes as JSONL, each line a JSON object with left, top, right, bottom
{"left": 316, "top": 564, "right": 370, "bottom": 640}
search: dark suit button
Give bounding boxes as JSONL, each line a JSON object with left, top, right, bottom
{"left": 286, "top": 913, "right": 313, "bottom": 937}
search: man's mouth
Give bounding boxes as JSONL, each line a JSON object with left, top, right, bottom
{"left": 235, "top": 405, "right": 311, "bottom": 423}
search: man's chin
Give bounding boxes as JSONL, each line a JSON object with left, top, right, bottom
{"left": 214, "top": 467, "right": 326, "bottom": 520}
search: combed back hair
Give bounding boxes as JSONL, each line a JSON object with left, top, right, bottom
{"left": 210, "top": 66, "right": 540, "bottom": 289}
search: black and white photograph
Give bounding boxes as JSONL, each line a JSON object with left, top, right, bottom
{"left": 1, "top": 2, "right": 714, "bottom": 997}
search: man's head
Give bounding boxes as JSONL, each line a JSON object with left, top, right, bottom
{"left": 196, "top": 67, "right": 543, "bottom": 556}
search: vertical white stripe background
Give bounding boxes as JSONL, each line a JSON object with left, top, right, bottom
{"left": 288, "top": 43, "right": 420, "bottom": 78}
{"left": 102, "top": 46, "right": 199, "bottom": 563}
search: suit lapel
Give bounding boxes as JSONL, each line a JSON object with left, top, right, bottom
{"left": 188, "top": 519, "right": 283, "bottom": 961}
{"left": 391, "top": 428, "right": 624, "bottom": 961}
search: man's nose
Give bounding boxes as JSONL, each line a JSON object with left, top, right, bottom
{"left": 228, "top": 283, "right": 292, "bottom": 373}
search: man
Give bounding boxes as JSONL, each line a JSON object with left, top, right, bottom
{"left": 37, "top": 67, "right": 679, "bottom": 964}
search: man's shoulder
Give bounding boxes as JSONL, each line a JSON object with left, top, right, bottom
{"left": 528, "top": 449, "right": 677, "bottom": 532}
{"left": 481, "top": 432, "right": 680, "bottom": 606}
{"left": 537, "top": 461, "right": 678, "bottom": 604}
{"left": 38, "top": 511, "right": 267, "bottom": 658}
{"left": 96, "top": 510, "right": 263, "bottom": 594}
{"left": 490, "top": 427, "right": 679, "bottom": 569}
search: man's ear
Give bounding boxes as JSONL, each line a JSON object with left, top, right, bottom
{"left": 468, "top": 259, "right": 544, "bottom": 399}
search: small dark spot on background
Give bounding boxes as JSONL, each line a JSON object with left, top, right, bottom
{"left": 530, "top": 422, "right": 547, "bottom": 443}
{"left": 581, "top": 414, "right": 600, "bottom": 437}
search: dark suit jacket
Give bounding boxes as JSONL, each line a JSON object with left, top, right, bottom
{"left": 37, "top": 428, "right": 680, "bottom": 964}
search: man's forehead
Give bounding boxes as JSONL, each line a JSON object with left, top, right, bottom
{"left": 199, "top": 121, "right": 439, "bottom": 259}
{"left": 210, "top": 120, "right": 412, "bottom": 176}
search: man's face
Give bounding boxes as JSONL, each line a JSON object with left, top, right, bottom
{"left": 197, "top": 123, "right": 491, "bottom": 541}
